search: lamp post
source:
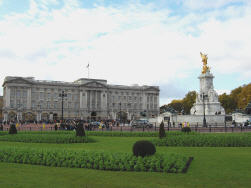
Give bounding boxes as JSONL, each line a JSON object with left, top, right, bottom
{"left": 201, "top": 92, "right": 208, "bottom": 127}
{"left": 59, "top": 91, "right": 67, "bottom": 123}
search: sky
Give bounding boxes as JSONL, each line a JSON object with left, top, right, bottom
{"left": 0, "top": 0, "right": 251, "bottom": 105}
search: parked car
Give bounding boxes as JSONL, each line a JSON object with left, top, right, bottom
{"left": 131, "top": 120, "right": 153, "bottom": 128}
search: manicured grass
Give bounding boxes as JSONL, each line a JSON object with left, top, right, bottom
{"left": 0, "top": 136, "right": 251, "bottom": 187}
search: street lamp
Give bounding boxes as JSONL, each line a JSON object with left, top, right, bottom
{"left": 201, "top": 92, "right": 208, "bottom": 127}
{"left": 59, "top": 91, "right": 67, "bottom": 123}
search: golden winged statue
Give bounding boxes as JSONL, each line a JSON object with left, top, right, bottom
{"left": 200, "top": 52, "right": 210, "bottom": 74}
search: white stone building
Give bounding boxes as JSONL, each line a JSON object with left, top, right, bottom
{"left": 2, "top": 76, "right": 159, "bottom": 122}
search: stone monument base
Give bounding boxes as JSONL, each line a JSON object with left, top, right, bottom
{"left": 171, "top": 114, "right": 225, "bottom": 126}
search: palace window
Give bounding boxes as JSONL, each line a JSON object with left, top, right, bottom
{"left": 16, "top": 90, "right": 20, "bottom": 98}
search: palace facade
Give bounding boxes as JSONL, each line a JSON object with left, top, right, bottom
{"left": 2, "top": 76, "right": 159, "bottom": 122}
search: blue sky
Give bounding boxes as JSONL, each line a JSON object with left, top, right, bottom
{"left": 0, "top": 0, "right": 250, "bottom": 105}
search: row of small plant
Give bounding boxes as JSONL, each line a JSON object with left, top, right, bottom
{"left": 18, "top": 131, "right": 74, "bottom": 135}
{"left": 85, "top": 131, "right": 197, "bottom": 137}
{"left": 0, "top": 134, "right": 94, "bottom": 143}
{"left": 0, "top": 131, "right": 7, "bottom": 136}
{"left": 0, "top": 146, "right": 190, "bottom": 173}
{"left": 152, "top": 134, "right": 251, "bottom": 147}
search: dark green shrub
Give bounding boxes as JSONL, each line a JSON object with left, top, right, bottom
{"left": 54, "top": 124, "right": 58, "bottom": 131}
{"left": 9, "top": 123, "right": 17, "bottom": 134}
{"left": 181, "top": 127, "right": 191, "bottom": 133}
{"left": 133, "top": 140, "right": 156, "bottom": 157}
{"left": 159, "top": 121, "right": 166, "bottom": 138}
{"left": 76, "top": 122, "right": 85, "bottom": 137}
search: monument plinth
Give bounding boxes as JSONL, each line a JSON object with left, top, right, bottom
{"left": 190, "top": 53, "right": 225, "bottom": 116}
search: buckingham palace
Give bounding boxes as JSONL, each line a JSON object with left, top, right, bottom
{"left": 2, "top": 76, "right": 159, "bottom": 122}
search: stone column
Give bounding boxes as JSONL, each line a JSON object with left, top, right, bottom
{"left": 90, "top": 90, "right": 92, "bottom": 110}
{"left": 5, "top": 87, "right": 11, "bottom": 107}
{"left": 27, "top": 88, "right": 32, "bottom": 109}
{"left": 101, "top": 91, "right": 107, "bottom": 110}
{"left": 142, "top": 93, "right": 147, "bottom": 110}
{"left": 156, "top": 95, "right": 159, "bottom": 109}
{"left": 37, "top": 112, "right": 41, "bottom": 122}
{"left": 3, "top": 112, "right": 8, "bottom": 122}
{"left": 95, "top": 91, "right": 98, "bottom": 110}
{"left": 49, "top": 113, "right": 53, "bottom": 121}
{"left": 17, "top": 111, "right": 22, "bottom": 121}
{"left": 93, "top": 90, "right": 96, "bottom": 110}
{"left": 83, "top": 91, "right": 87, "bottom": 109}
{"left": 80, "top": 90, "right": 83, "bottom": 109}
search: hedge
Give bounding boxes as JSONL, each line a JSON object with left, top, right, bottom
{"left": 0, "top": 134, "right": 94, "bottom": 144}
{"left": 152, "top": 134, "right": 251, "bottom": 147}
{"left": 0, "top": 147, "right": 192, "bottom": 173}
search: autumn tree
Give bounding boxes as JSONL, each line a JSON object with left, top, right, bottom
{"left": 237, "top": 84, "right": 251, "bottom": 110}
{"left": 182, "top": 91, "right": 196, "bottom": 114}
{"left": 160, "top": 91, "right": 196, "bottom": 114}
{"left": 219, "top": 93, "right": 236, "bottom": 114}
{"left": 218, "top": 84, "right": 251, "bottom": 113}
{"left": 167, "top": 99, "right": 184, "bottom": 113}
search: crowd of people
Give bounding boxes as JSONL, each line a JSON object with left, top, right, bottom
{"left": 0, "top": 119, "right": 132, "bottom": 131}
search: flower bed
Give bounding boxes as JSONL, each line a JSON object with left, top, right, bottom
{"left": 0, "top": 147, "right": 192, "bottom": 173}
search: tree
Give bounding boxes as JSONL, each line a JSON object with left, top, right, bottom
{"left": 9, "top": 123, "right": 17, "bottom": 134}
{"left": 237, "top": 84, "right": 251, "bottom": 110}
{"left": 219, "top": 93, "right": 236, "bottom": 114}
{"left": 218, "top": 83, "right": 251, "bottom": 113}
{"left": 160, "top": 104, "right": 169, "bottom": 114}
{"left": 159, "top": 121, "right": 166, "bottom": 139}
{"left": 182, "top": 91, "right": 196, "bottom": 114}
{"left": 160, "top": 91, "right": 196, "bottom": 114}
{"left": 167, "top": 99, "right": 184, "bottom": 113}
{"left": 76, "top": 121, "right": 85, "bottom": 137}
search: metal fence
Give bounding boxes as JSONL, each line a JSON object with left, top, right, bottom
{"left": 1, "top": 123, "right": 251, "bottom": 133}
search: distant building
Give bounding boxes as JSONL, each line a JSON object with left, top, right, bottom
{"left": 245, "top": 101, "right": 251, "bottom": 114}
{"left": 2, "top": 76, "right": 159, "bottom": 122}
{"left": 0, "top": 96, "right": 3, "bottom": 121}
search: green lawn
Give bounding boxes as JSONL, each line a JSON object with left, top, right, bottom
{"left": 0, "top": 136, "right": 251, "bottom": 187}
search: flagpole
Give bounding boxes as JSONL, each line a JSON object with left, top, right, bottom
{"left": 88, "top": 63, "right": 89, "bottom": 79}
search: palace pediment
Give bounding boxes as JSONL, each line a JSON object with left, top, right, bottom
{"left": 144, "top": 86, "right": 159, "bottom": 92}
{"left": 3, "top": 77, "right": 33, "bottom": 86}
{"left": 81, "top": 81, "right": 107, "bottom": 88}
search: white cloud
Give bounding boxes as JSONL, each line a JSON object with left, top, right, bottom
{"left": 0, "top": 0, "right": 250, "bottom": 106}
{"left": 216, "top": 89, "right": 231, "bottom": 95}
{"left": 183, "top": 0, "right": 249, "bottom": 10}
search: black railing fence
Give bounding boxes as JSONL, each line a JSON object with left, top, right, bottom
{"left": 1, "top": 122, "right": 251, "bottom": 133}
